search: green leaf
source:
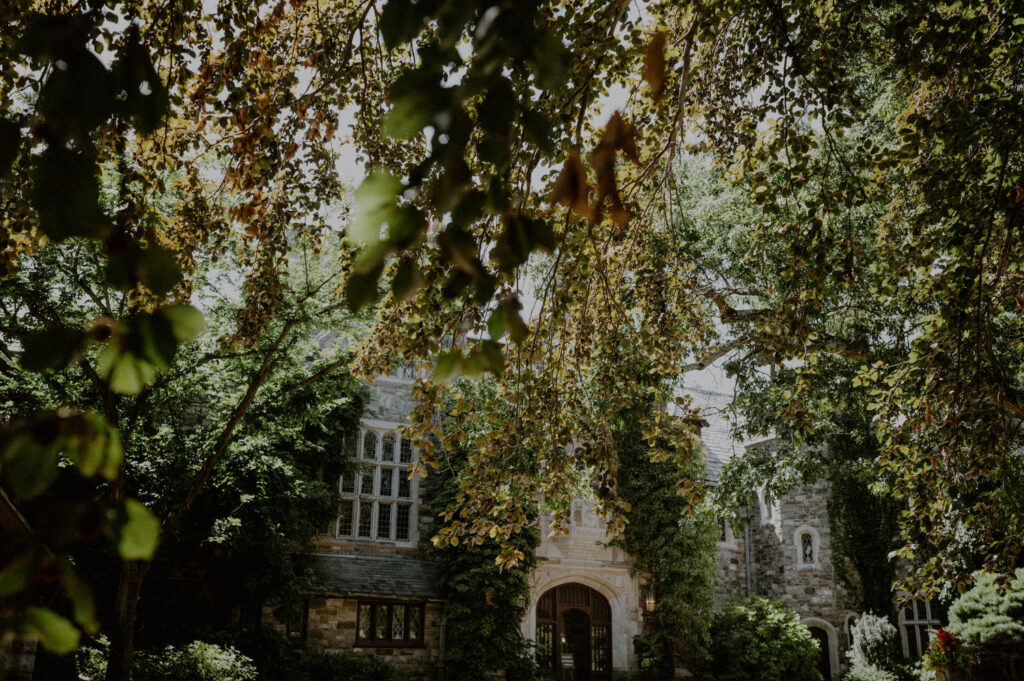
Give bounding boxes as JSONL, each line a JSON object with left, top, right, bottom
{"left": 384, "top": 95, "right": 433, "bottom": 139}
{"left": 4, "top": 438, "right": 59, "bottom": 499}
{"left": 107, "top": 353, "right": 157, "bottom": 395}
{"left": 391, "top": 257, "right": 423, "bottom": 301}
{"left": 433, "top": 349, "right": 462, "bottom": 383}
{"left": 23, "top": 607, "right": 80, "bottom": 654}
{"left": 349, "top": 171, "right": 402, "bottom": 245}
{"left": 118, "top": 499, "right": 161, "bottom": 560}
{"left": 487, "top": 306, "right": 507, "bottom": 341}
{"left": 162, "top": 305, "right": 206, "bottom": 343}
{"left": 29, "top": 146, "right": 107, "bottom": 241}
{"left": 0, "top": 554, "right": 35, "bottom": 597}
{"left": 136, "top": 245, "right": 182, "bottom": 296}
{"left": 58, "top": 560, "right": 98, "bottom": 634}
{"left": 345, "top": 267, "right": 383, "bottom": 312}
{"left": 379, "top": 0, "right": 419, "bottom": 49}
{"left": 20, "top": 325, "right": 88, "bottom": 372}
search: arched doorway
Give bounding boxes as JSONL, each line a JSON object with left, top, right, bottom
{"left": 809, "top": 626, "right": 831, "bottom": 679}
{"left": 535, "top": 583, "right": 612, "bottom": 681}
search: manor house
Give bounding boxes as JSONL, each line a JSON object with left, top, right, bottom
{"left": 266, "top": 368, "right": 942, "bottom": 680}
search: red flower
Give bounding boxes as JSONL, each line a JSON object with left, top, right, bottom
{"left": 935, "top": 628, "right": 956, "bottom": 649}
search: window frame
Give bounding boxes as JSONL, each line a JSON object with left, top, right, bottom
{"left": 324, "top": 422, "right": 418, "bottom": 545}
{"left": 354, "top": 600, "right": 426, "bottom": 648}
{"left": 792, "top": 525, "right": 820, "bottom": 568}
{"left": 899, "top": 599, "right": 942, "bottom": 660}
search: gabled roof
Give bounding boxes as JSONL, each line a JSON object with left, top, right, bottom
{"left": 682, "top": 388, "right": 766, "bottom": 486}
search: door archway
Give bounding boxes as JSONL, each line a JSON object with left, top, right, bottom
{"left": 535, "top": 583, "right": 612, "bottom": 681}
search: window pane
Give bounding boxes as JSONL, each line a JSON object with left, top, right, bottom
{"left": 374, "top": 604, "right": 389, "bottom": 640}
{"left": 377, "top": 504, "right": 392, "bottom": 539}
{"left": 398, "top": 474, "right": 411, "bottom": 499}
{"left": 340, "top": 473, "right": 355, "bottom": 494}
{"left": 382, "top": 434, "right": 396, "bottom": 462}
{"left": 357, "top": 604, "right": 371, "bottom": 639}
{"left": 358, "top": 502, "right": 373, "bottom": 538}
{"left": 408, "top": 606, "right": 421, "bottom": 640}
{"left": 392, "top": 605, "right": 405, "bottom": 640}
{"left": 396, "top": 505, "right": 411, "bottom": 541}
{"left": 362, "top": 431, "right": 377, "bottom": 460}
{"left": 536, "top": 623, "right": 553, "bottom": 668}
{"left": 399, "top": 437, "right": 413, "bottom": 463}
{"left": 338, "top": 499, "right": 354, "bottom": 536}
{"left": 360, "top": 471, "right": 374, "bottom": 495}
{"left": 802, "top": 534, "right": 814, "bottom": 563}
{"left": 380, "top": 468, "right": 395, "bottom": 497}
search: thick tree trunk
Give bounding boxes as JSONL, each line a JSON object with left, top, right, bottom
{"left": 104, "top": 560, "right": 150, "bottom": 681}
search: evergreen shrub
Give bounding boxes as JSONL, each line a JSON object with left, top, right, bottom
{"left": 708, "top": 596, "right": 821, "bottom": 681}
{"left": 948, "top": 569, "right": 1024, "bottom": 651}
{"left": 848, "top": 614, "right": 900, "bottom": 670}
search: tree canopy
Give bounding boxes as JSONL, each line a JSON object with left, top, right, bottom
{"left": 2, "top": 0, "right": 1024, "bottom": 669}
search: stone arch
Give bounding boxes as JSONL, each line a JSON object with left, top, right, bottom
{"left": 524, "top": 573, "right": 631, "bottom": 672}
{"left": 802, "top": 616, "right": 839, "bottom": 680}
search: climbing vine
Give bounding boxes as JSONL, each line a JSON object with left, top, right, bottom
{"left": 430, "top": 457, "right": 539, "bottom": 681}
{"left": 611, "top": 372, "right": 716, "bottom": 677}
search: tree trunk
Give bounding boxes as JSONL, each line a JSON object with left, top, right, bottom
{"left": 104, "top": 560, "right": 150, "bottom": 681}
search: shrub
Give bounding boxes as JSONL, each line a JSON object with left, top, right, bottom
{"left": 133, "top": 641, "right": 257, "bottom": 681}
{"left": 298, "top": 651, "right": 402, "bottom": 681}
{"left": 848, "top": 614, "right": 900, "bottom": 670}
{"left": 948, "top": 569, "right": 1024, "bottom": 651}
{"left": 845, "top": 661, "right": 899, "bottom": 681}
{"left": 75, "top": 635, "right": 110, "bottom": 681}
{"left": 709, "top": 597, "right": 821, "bottom": 681}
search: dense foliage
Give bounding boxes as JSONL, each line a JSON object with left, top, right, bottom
{"left": 708, "top": 597, "right": 821, "bottom": 681}
{"left": 612, "top": 371, "right": 716, "bottom": 675}
{"left": 77, "top": 638, "right": 257, "bottom": 681}
{"left": 5, "top": 0, "right": 1024, "bottom": 669}
{"left": 948, "top": 570, "right": 1024, "bottom": 652}
{"left": 430, "top": 453, "right": 539, "bottom": 681}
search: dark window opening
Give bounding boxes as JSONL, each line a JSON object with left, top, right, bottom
{"left": 355, "top": 601, "right": 425, "bottom": 647}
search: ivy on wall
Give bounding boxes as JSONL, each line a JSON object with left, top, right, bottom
{"left": 611, "top": 382, "right": 717, "bottom": 677}
{"left": 430, "top": 455, "right": 540, "bottom": 681}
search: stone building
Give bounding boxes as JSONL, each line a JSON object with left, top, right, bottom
{"left": 266, "top": 371, "right": 875, "bottom": 680}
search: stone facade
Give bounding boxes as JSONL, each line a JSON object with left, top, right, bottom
{"left": 283, "top": 379, "right": 855, "bottom": 680}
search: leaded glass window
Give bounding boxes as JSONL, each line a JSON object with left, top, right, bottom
{"left": 355, "top": 601, "right": 425, "bottom": 647}
{"left": 328, "top": 427, "right": 418, "bottom": 542}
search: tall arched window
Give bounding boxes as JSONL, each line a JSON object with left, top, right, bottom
{"left": 535, "top": 583, "right": 612, "bottom": 681}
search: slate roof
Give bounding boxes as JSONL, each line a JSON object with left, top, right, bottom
{"left": 677, "top": 388, "right": 766, "bottom": 486}
{"left": 309, "top": 553, "right": 443, "bottom": 600}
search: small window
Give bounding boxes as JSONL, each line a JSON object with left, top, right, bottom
{"left": 399, "top": 437, "right": 413, "bottom": 463}
{"left": 355, "top": 601, "right": 425, "bottom": 647}
{"left": 801, "top": 533, "right": 814, "bottom": 564}
{"left": 382, "top": 434, "right": 396, "bottom": 462}
{"left": 286, "top": 599, "right": 309, "bottom": 640}
{"left": 718, "top": 518, "right": 728, "bottom": 543}
{"left": 793, "top": 526, "right": 820, "bottom": 568}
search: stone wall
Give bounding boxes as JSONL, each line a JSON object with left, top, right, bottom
{"left": 749, "top": 479, "right": 857, "bottom": 679}
{"left": 713, "top": 522, "right": 747, "bottom": 610}
{"left": 263, "top": 597, "right": 443, "bottom": 681}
